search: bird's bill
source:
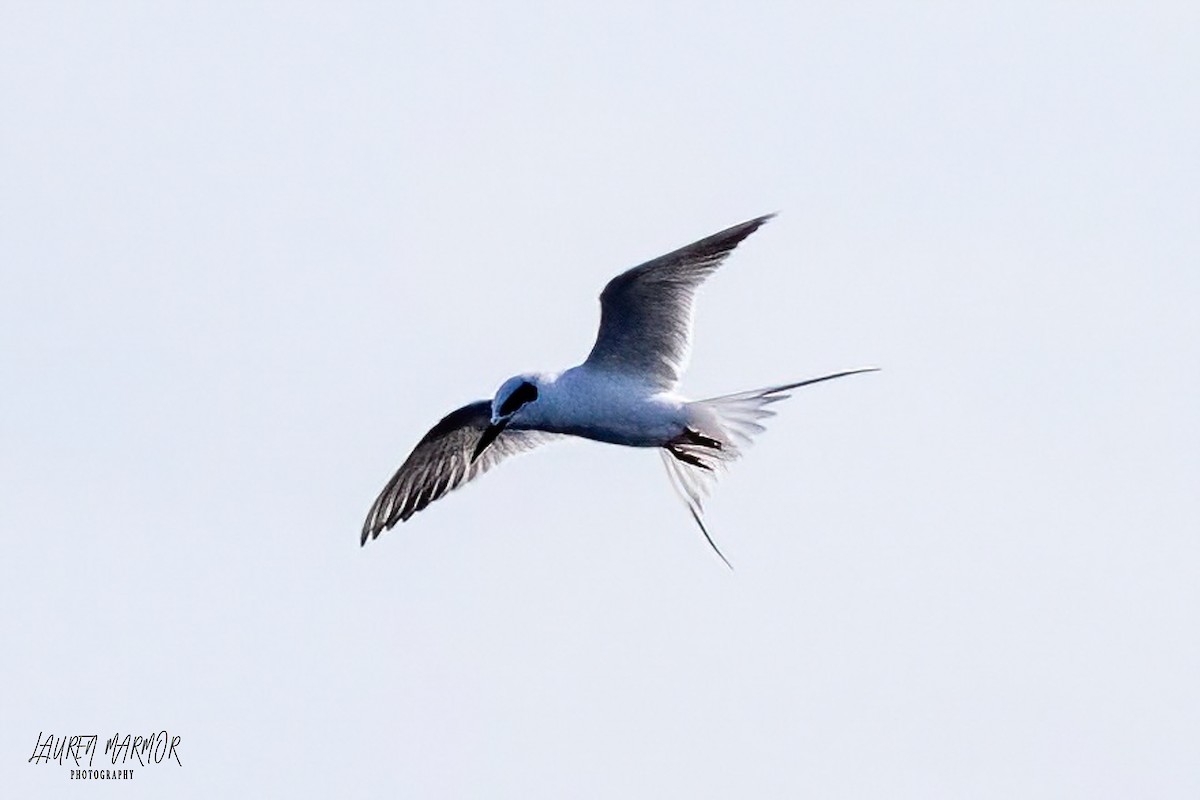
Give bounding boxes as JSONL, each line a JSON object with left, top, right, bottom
{"left": 471, "top": 418, "right": 510, "bottom": 462}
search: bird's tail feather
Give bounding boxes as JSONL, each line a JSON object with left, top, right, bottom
{"left": 661, "top": 367, "right": 878, "bottom": 567}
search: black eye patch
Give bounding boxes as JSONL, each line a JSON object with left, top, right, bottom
{"left": 498, "top": 381, "right": 538, "bottom": 417}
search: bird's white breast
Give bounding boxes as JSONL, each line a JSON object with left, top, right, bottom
{"left": 520, "top": 366, "right": 686, "bottom": 447}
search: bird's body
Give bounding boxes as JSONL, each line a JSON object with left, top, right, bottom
{"left": 361, "top": 214, "right": 875, "bottom": 565}
{"left": 507, "top": 367, "right": 686, "bottom": 447}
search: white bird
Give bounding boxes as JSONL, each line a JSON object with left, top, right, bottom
{"left": 361, "top": 214, "right": 876, "bottom": 565}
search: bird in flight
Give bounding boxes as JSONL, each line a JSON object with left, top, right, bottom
{"left": 361, "top": 214, "right": 875, "bottom": 565}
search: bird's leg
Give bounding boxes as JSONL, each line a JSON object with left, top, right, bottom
{"left": 680, "top": 427, "right": 723, "bottom": 451}
{"left": 667, "top": 446, "right": 712, "bottom": 470}
{"left": 665, "top": 427, "right": 723, "bottom": 470}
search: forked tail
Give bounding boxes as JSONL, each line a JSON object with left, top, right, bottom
{"left": 661, "top": 367, "right": 878, "bottom": 568}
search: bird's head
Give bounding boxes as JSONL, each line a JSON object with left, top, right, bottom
{"left": 472, "top": 373, "right": 544, "bottom": 462}
{"left": 490, "top": 373, "right": 543, "bottom": 424}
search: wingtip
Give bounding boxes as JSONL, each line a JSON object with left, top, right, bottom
{"left": 698, "top": 213, "right": 777, "bottom": 256}
{"left": 745, "top": 212, "right": 777, "bottom": 231}
{"left": 726, "top": 212, "right": 777, "bottom": 245}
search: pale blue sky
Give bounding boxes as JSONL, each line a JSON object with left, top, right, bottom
{"left": 3, "top": 3, "right": 1197, "bottom": 797}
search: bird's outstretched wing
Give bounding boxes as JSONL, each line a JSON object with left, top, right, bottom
{"left": 361, "top": 401, "right": 557, "bottom": 544}
{"left": 584, "top": 214, "right": 774, "bottom": 389}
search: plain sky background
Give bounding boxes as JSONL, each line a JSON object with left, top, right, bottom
{"left": 2, "top": 2, "right": 1197, "bottom": 797}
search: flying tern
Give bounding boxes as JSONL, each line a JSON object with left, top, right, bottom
{"left": 361, "top": 214, "right": 875, "bottom": 565}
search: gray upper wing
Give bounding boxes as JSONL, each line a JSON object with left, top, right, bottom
{"left": 361, "top": 401, "right": 555, "bottom": 544}
{"left": 583, "top": 214, "right": 774, "bottom": 389}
